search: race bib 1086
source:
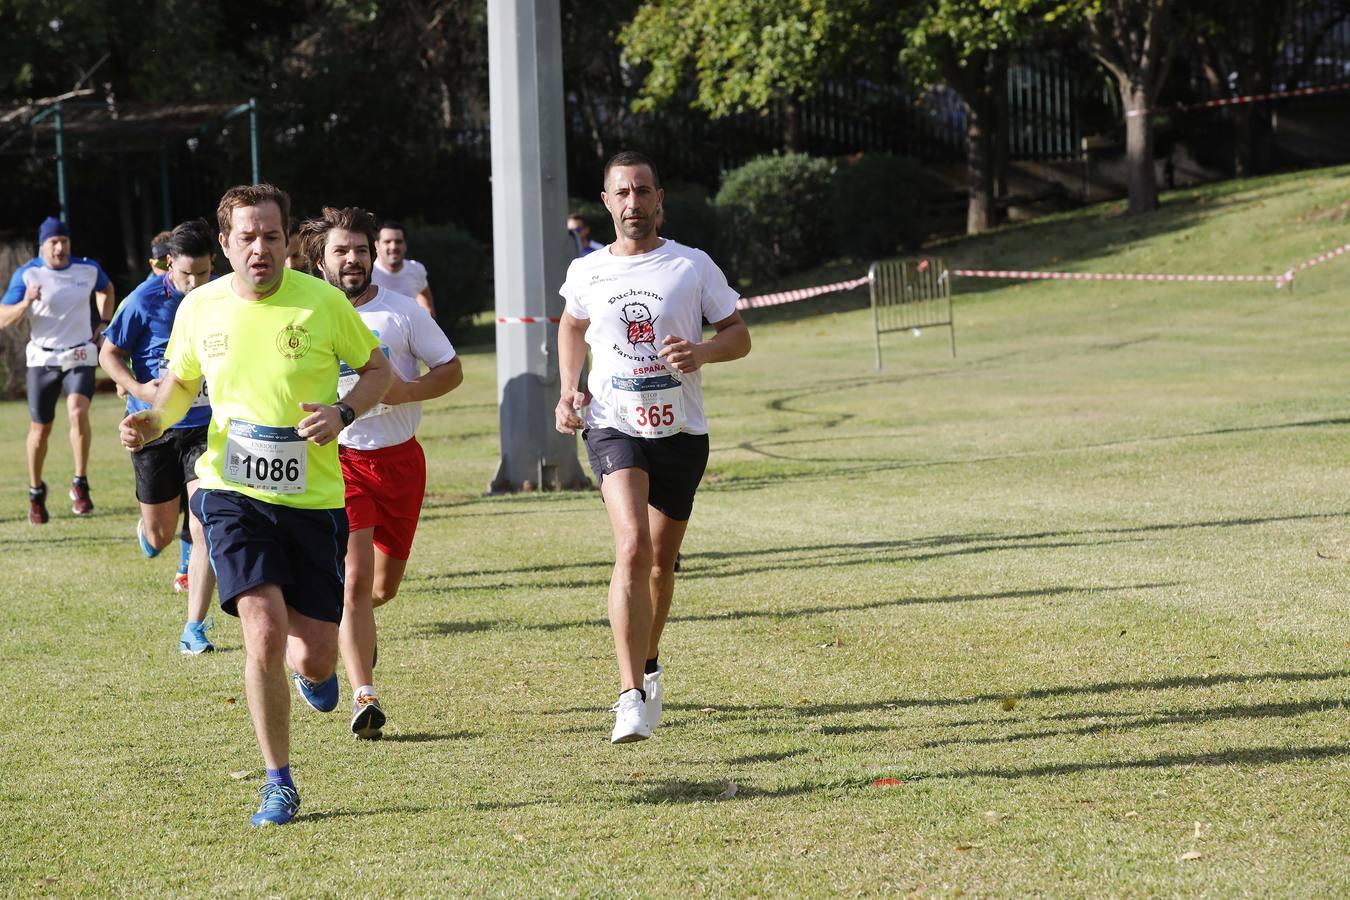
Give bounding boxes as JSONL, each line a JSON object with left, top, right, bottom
{"left": 612, "top": 373, "right": 686, "bottom": 438}
{"left": 223, "top": 419, "right": 307, "bottom": 494}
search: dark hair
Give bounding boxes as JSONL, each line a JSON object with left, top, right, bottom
{"left": 167, "top": 218, "right": 215, "bottom": 259}
{"left": 299, "top": 206, "right": 380, "bottom": 272}
{"left": 217, "top": 183, "right": 291, "bottom": 237}
{"left": 149, "top": 230, "right": 173, "bottom": 259}
{"left": 603, "top": 151, "right": 660, "bottom": 189}
{"left": 377, "top": 220, "right": 405, "bottom": 237}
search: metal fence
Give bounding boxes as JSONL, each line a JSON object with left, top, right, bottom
{"left": 869, "top": 258, "right": 955, "bottom": 370}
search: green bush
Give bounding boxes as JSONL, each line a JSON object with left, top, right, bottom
{"left": 657, "top": 181, "right": 721, "bottom": 258}
{"left": 828, "top": 154, "right": 939, "bottom": 259}
{"left": 713, "top": 153, "right": 835, "bottom": 284}
{"left": 405, "top": 222, "right": 491, "bottom": 340}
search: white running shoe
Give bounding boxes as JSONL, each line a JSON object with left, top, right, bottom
{"left": 610, "top": 689, "right": 650, "bottom": 744}
{"left": 643, "top": 665, "right": 664, "bottom": 728}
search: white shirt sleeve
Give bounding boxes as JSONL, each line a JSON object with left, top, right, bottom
{"left": 406, "top": 304, "right": 456, "bottom": 367}
{"left": 411, "top": 260, "right": 430, "bottom": 294}
{"left": 696, "top": 252, "right": 740, "bottom": 323}
{"left": 560, "top": 259, "right": 590, "bottom": 320}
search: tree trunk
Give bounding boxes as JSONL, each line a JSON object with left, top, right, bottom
{"left": 965, "top": 90, "right": 997, "bottom": 234}
{"left": 781, "top": 95, "right": 801, "bottom": 153}
{"left": 1121, "top": 82, "right": 1157, "bottom": 214}
{"left": 993, "top": 57, "right": 1010, "bottom": 211}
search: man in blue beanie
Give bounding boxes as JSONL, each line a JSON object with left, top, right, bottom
{"left": 0, "top": 217, "right": 116, "bottom": 523}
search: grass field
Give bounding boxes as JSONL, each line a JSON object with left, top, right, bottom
{"left": 4, "top": 165, "right": 1349, "bottom": 896}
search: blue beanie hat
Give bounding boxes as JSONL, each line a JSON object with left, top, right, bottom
{"left": 38, "top": 216, "right": 69, "bottom": 246}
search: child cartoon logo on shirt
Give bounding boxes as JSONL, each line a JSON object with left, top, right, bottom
{"left": 620, "top": 302, "right": 658, "bottom": 352}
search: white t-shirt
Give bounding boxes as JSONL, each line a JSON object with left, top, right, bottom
{"left": 337, "top": 287, "right": 457, "bottom": 450}
{"left": 371, "top": 258, "right": 429, "bottom": 299}
{"left": 18, "top": 258, "right": 109, "bottom": 367}
{"left": 559, "top": 240, "right": 739, "bottom": 437}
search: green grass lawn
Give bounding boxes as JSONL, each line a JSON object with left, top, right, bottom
{"left": 4, "top": 165, "right": 1349, "bottom": 896}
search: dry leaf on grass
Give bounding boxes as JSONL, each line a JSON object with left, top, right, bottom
{"left": 228, "top": 770, "right": 252, "bottom": 780}
{"left": 715, "top": 781, "right": 738, "bottom": 801}
{"left": 1000, "top": 695, "right": 1018, "bottom": 711}
{"left": 1180, "top": 851, "right": 1203, "bottom": 861}
{"left": 983, "top": 810, "right": 1008, "bottom": 821}
{"left": 224, "top": 697, "right": 236, "bottom": 705}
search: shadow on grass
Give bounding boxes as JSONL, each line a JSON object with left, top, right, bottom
{"left": 709, "top": 411, "right": 1350, "bottom": 492}
{"left": 914, "top": 698, "right": 1346, "bottom": 750}
{"left": 381, "top": 730, "right": 480, "bottom": 743}
{"left": 789, "top": 669, "right": 1350, "bottom": 717}
{"left": 299, "top": 803, "right": 443, "bottom": 821}
{"left": 431, "top": 582, "right": 1173, "bottom": 642}
{"left": 935, "top": 742, "right": 1350, "bottom": 781}
{"left": 726, "top": 748, "right": 810, "bottom": 765}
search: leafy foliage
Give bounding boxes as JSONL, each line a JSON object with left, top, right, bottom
{"left": 712, "top": 152, "right": 834, "bottom": 283}
{"left": 618, "top": 0, "right": 890, "bottom": 118}
{"left": 828, "top": 154, "right": 943, "bottom": 259}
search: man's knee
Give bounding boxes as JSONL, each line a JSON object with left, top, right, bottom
{"left": 615, "top": 534, "right": 653, "bottom": 572}
{"left": 372, "top": 582, "right": 398, "bottom": 605}
{"left": 28, "top": 422, "right": 52, "bottom": 442}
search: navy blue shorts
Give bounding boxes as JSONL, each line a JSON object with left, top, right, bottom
{"left": 190, "top": 489, "right": 348, "bottom": 623}
{"left": 27, "top": 365, "right": 95, "bottom": 424}
{"left": 583, "top": 427, "right": 710, "bottom": 521}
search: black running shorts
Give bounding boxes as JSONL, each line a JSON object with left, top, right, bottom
{"left": 190, "top": 489, "right": 348, "bottom": 623}
{"left": 27, "top": 365, "right": 95, "bottom": 424}
{"left": 131, "top": 426, "right": 208, "bottom": 505}
{"left": 583, "top": 427, "right": 711, "bottom": 521}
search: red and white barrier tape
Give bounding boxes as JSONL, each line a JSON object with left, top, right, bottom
{"left": 495, "top": 241, "right": 1350, "bottom": 324}
{"left": 1289, "top": 241, "right": 1350, "bottom": 275}
{"left": 952, "top": 268, "right": 1290, "bottom": 286}
{"left": 496, "top": 276, "right": 871, "bottom": 323}
{"left": 736, "top": 275, "right": 871, "bottom": 310}
{"left": 1127, "top": 82, "right": 1350, "bottom": 117}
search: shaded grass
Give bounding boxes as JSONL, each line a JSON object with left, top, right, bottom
{"left": 2, "top": 164, "right": 1349, "bottom": 896}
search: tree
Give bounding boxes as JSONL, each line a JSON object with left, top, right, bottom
{"left": 1190, "top": 0, "right": 1350, "bottom": 176}
{"left": 1083, "top": 0, "right": 1178, "bottom": 214}
{"left": 617, "top": 0, "right": 888, "bottom": 152}
{"left": 900, "top": 0, "right": 1075, "bottom": 234}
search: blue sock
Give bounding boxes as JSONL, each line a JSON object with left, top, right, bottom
{"left": 178, "top": 538, "right": 191, "bottom": 575}
{"left": 265, "top": 766, "right": 295, "bottom": 791}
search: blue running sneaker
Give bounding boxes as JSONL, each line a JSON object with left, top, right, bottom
{"left": 137, "top": 519, "right": 161, "bottom": 558}
{"left": 291, "top": 671, "right": 339, "bottom": 712}
{"left": 250, "top": 783, "right": 300, "bottom": 827}
{"left": 179, "top": 619, "right": 215, "bottom": 655}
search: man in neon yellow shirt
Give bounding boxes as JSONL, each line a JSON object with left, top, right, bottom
{"left": 119, "top": 184, "right": 392, "bottom": 827}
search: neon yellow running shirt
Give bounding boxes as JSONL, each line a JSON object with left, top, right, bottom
{"left": 166, "top": 269, "right": 378, "bottom": 509}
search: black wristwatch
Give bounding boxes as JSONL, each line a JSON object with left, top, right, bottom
{"left": 334, "top": 401, "right": 356, "bottom": 427}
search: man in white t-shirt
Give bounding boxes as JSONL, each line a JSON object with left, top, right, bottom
{"left": 303, "top": 206, "right": 463, "bottom": 740}
{"left": 555, "top": 151, "right": 751, "bottom": 744}
{"left": 0, "top": 217, "right": 116, "bottom": 523}
{"left": 372, "top": 221, "right": 436, "bottom": 318}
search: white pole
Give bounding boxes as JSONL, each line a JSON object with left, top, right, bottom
{"left": 487, "top": 0, "right": 586, "bottom": 492}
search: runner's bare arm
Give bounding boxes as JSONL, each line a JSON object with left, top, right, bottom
{"left": 555, "top": 311, "right": 590, "bottom": 435}
{"left": 0, "top": 290, "right": 33, "bottom": 328}
{"left": 98, "top": 338, "right": 160, "bottom": 403}
{"left": 657, "top": 310, "right": 751, "bottom": 374}
{"left": 95, "top": 284, "right": 116, "bottom": 323}
{"left": 382, "top": 356, "right": 462, "bottom": 405}
{"left": 119, "top": 371, "right": 199, "bottom": 450}
{"left": 416, "top": 287, "right": 436, "bottom": 317}
{"left": 297, "top": 350, "right": 393, "bottom": 446}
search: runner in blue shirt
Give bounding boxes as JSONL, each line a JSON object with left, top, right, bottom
{"left": 100, "top": 219, "right": 218, "bottom": 654}
{"left": 0, "top": 217, "right": 115, "bottom": 523}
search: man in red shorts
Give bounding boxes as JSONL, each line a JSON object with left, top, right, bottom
{"left": 301, "top": 206, "right": 462, "bottom": 739}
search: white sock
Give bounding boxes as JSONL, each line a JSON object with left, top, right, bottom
{"left": 355, "top": 684, "right": 376, "bottom": 698}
